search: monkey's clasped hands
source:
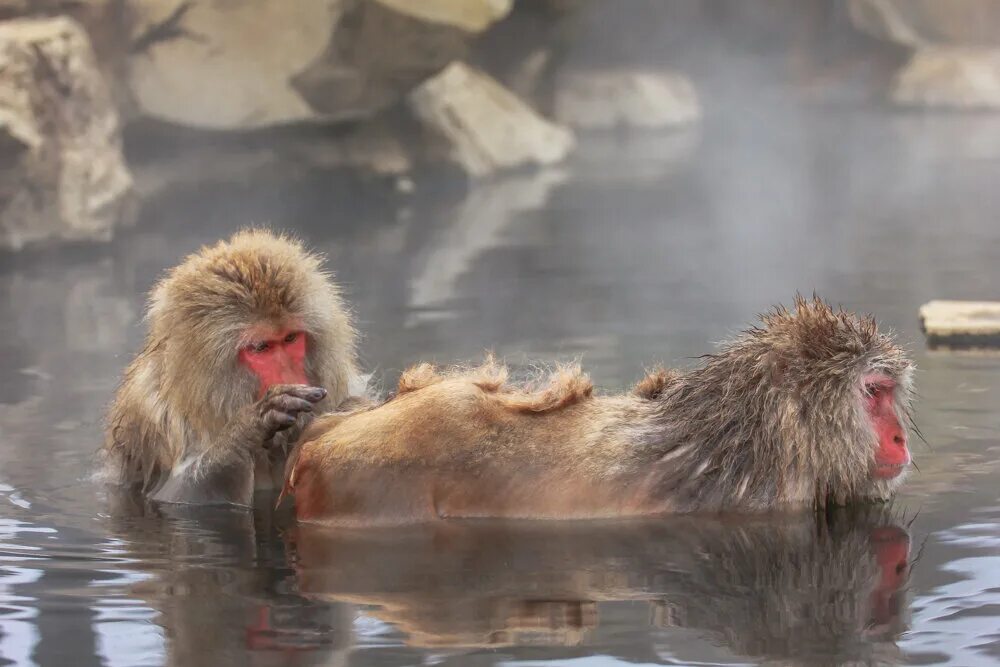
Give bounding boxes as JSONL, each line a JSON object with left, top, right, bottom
{"left": 257, "top": 384, "right": 327, "bottom": 445}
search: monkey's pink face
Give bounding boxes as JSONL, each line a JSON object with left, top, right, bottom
{"left": 861, "top": 374, "right": 910, "bottom": 480}
{"left": 238, "top": 327, "right": 309, "bottom": 398}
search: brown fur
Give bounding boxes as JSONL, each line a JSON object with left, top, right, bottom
{"left": 102, "top": 229, "right": 359, "bottom": 499}
{"left": 396, "top": 355, "right": 594, "bottom": 413}
{"left": 287, "top": 297, "right": 915, "bottom": 524}
{"left": 632, "top": 366, "right": 679, "bottom": 400}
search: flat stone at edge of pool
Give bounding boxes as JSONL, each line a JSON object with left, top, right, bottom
{"left": 919, "top": 300, "right": 1000, "bottom": 348}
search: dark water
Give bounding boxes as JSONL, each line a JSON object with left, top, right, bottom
{"left": 2, "top": 97, "right": 1000, "bottom": 666}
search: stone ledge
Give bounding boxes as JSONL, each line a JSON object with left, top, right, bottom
{"left": 919, "top": 300, "right": 1000, "bottom": 348}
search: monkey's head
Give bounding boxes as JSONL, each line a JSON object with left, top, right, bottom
{"left": 147, "top": 229, "right": 357, "bottom": 432}
{"left": 755, "top": 296, "right": 915, "bottom": 504}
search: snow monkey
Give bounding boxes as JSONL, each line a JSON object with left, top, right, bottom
{"left": 286, "top": 297, "right": 915, "bottom": 523}
{"left": 103, "top": 229, "right": 361, "bottom": 506}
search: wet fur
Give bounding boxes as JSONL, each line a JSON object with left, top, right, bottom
{"left": 287, "top": 297, "right": 914, "bottom": 523}
{"left": 102, "top": 229, "right": 359, "bottom": 496}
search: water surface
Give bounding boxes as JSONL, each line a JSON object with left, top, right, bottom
{"left": 1, "top": 95, "right": 999, "bottom": 665}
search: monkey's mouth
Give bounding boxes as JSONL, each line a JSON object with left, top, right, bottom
{"left": 873, "top": 463, "right": 906, "bottom": 479}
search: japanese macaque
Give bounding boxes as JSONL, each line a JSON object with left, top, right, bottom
{"left": 103, "top": 229, "right": 361, "bottom": 507}
{"left": 287, "top": 297, "right": 915, "bottom": 523}
{"left": 289, "top": 507, "right": 911, "bottom": 659}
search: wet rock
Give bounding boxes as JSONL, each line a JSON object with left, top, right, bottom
{"left": 372, "top": 0, "right": 512, "bottom": 33}
{"left": 893, "top": 48, "right": 1000, "bottom": 109}
{"left": 125, "top": 0, "right": 340, "bottom": 129}
{"left": 554, "top": 69, "right": 700, "bottom": 130}
{"left": 919, "top": 300, "right": 1000, "bottom": 349}
{"left": 126, "top": 0, "right": 512, "bottom": 130}
{"left": 408, "top": 62, "right": 575, "bottom": 177}
{"left": 849, "top": 0, "right": 1000, "bottom": 109}
{"left": 848, "top": 0, "right": 1000, "bottom": 48}
{"left": 0, "top": 17, "right": 134, "bottom": 251}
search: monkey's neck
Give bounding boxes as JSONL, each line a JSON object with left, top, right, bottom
{"left": 631, "top": 369, "right": 805, "bottom": 512}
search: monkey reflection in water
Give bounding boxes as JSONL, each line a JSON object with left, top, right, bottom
{"left": 104, "top": 496, "right": 357, "bottom": 666}
{"left": 289, "top": 507, "right": 912, "bottom": 663}
{"left": 105, "top": 501, "right": 911, "bottom": 665}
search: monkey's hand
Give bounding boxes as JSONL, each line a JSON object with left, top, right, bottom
{"left": 255, "top": 385, "right": 327, "bottom": 448}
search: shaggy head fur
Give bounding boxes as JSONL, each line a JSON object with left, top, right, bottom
{"left": 103, "top": 229, "right": 358, "bottom": 490}
{"left": 636, "top": 295, "right": 915, "bottom": 510}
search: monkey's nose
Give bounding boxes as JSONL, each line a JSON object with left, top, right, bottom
{"left": 893, "top": 433, "right": 905, "bottom": 446}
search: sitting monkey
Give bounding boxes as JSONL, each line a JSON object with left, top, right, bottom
{"left": 102, "top": 229, "right": 364, "bottom": 506}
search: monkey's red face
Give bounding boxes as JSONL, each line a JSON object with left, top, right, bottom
{"left": 862, "top": 374, "right": 909, "bottom": 479}
{"left": 238, "top": 328, "right": 309, "bottom": 398}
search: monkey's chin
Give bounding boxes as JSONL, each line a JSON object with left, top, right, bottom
{"left": 863, "top": 468, "right": 908, "bottom": 502}
{"left": 873, "top": 463, "right": 907, "bottom": 480}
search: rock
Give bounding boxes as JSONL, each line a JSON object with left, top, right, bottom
{"left": 554, "top": 69, "right": 700, "bottom": 130}
{"left": 848, "top": 0, "right": 1000, "bottom": 48}
{"left": 126, "top": 0, "right": 339, "bottom": 129}
{"left": 848, "top": 0, "right": 1000, "bottom": 109}
{"left": 125, "top": 0, "right": 512, "bottom": 130}
{"left": 372, "top": 0, "right": 512, "bottom": 32}
{"left": 893, "top": 48, "right": 1000, "bottom": 109}
{"left": 919, "top": 300, "right": 1000, "bottom": 348}
{"left": 408, "top": 62, "right": 574, "bottom": 177}
{"left": 0, "top": 17, "right": 134, "bottom": 251}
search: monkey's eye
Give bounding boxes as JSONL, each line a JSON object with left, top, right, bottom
{"left": 250, "top": 341, "right": 271, "bottom": 354}
{"left": 284, "top": 332, "right": 298, "bottom": 344}
{"left": 864, "top": 383, "right": 885, "bottom": 398}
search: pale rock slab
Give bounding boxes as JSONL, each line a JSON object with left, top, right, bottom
{"left": 0, "top": 17, "right": 134, "bottom": 250}
{"left": 893, "top": 48, "right": 1000, "bottom": 109}
{"left": 408, "top": 62, "right": 575, "bottom": 178}
{"left": 125, "top": 0, "right": 514, "bottom": 130}
{"left": 849, "top": 0, "right": 1000, "bottom": 109}
{"left": 919, "top": 300, "right": 1000, "bottom": 348}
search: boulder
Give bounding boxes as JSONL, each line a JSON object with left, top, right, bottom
{"left": 125, "top": 0, "right": 513, "bottom": 130}
{"left": 0, "top": 17, "right": 134, "bottom": 251}
{"left": 408, "top": 62, "right": 574, "bottom": 178}
{"left": 893, "top": 48, "right": 1000, "bottom": 109}
{"left": 848, "top": 0, "right": 1000, "bottom": 48}
{"left": 848, "top": 0, "right": 1000, "bottom": 109}
{"left": 554, "top": 69, "right": 700, "bottom": 130}
{"left": 919, "top": 300, "right": 1000, "bottom": 349}
{"left": 372, "top": 0, "right": 512, "bottom": 32}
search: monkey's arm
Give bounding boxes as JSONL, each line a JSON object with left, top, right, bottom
{"left": 151, "top": 385, "right": 327, "bottom": 507}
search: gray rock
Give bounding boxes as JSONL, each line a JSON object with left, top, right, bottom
{"left": 125, "top": 0, "right": 512, "bottom": 130}
{"left": 371, "top": 0, "right": 512, "bottom": 32}
{"left": 408, "top": 62, "right": 574, "bottom": 178}
{"left": 849, "top": 0, "right": 1000, "bottom": 109}
{"left": 554, "top": 69, "right": 700, "bottom": 130}
{"left": 919, "top": 300, "right": 1000, "bottom": 349}
{"left": 126, "top": 0, "right": 339, "bottom": 129}
{"left": 0, "top": 17, "right": 134, "bottom": 251}
{"left": 848, "top": 0, "right": 1000, "bottom": 48}
{"left": 893, "top": 48, "right": 1000, "bottom": 109}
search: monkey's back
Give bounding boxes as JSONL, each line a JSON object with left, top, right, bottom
{"left": 288, "top": 374, "right": 663, "bottom": 524}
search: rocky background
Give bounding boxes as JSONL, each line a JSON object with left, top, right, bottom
{"left": 1, "top": 0, "right": 998, "bottom": 251}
